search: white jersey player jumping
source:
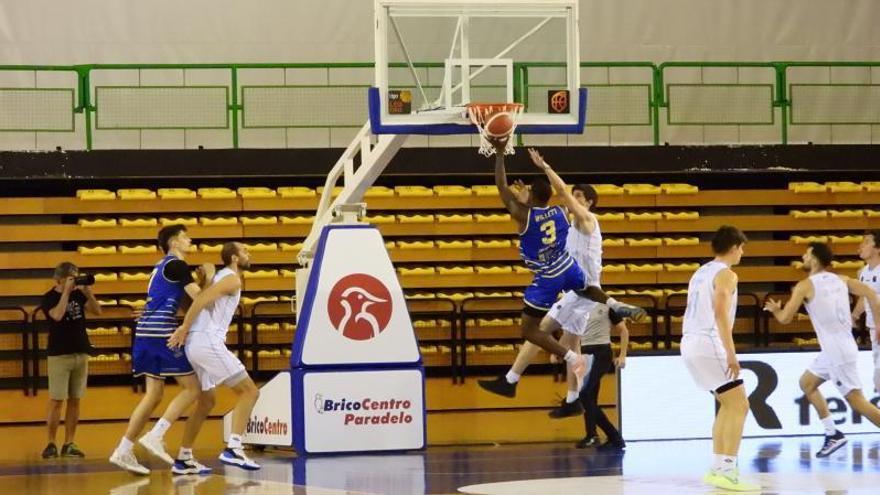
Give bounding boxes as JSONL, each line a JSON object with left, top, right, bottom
{"left": 765, "top": 242, "right": 880, "bottom": 458}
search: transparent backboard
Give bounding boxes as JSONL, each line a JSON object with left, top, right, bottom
{"left": 371, "top": 0, "right": 585, "bottom": 135}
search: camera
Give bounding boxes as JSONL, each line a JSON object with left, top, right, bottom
{"left": 74, "top": 274, "right": 96, "bottom": 286}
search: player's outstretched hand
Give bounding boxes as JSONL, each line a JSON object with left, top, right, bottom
{"left": 511, "top": 179, "right": 529, "bottom": 204}
{"left": 167, "top": 325, "right": 188, "bottom": 349}
{"left": 726, "top": 355, "right": 741, "bottom": 380}
{"left": 614, "top": 356, "right": 626, "bottom": 369}
{"left": 487, "top": 135, "right": 509, "bottom": 154}
{"left": 763, "top": 298, "right": 782, "bottom": 313}
{"left": 527, "top": 148, "right": 546, "bottom": 169}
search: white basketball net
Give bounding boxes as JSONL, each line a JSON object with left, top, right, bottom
{"left": 466, "top": 103, "right": 524, "bottom": 157}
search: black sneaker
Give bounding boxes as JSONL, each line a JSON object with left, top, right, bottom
{"left": 61, "top": 442, "right": 85, "bottom": 458}
{"left": 477, "top": 376, "right": 517, "bottom": 398}
{"left": 41, "top": 442, "right": 58, "bottom": 459}
{"left": 816, "top": 431, "right": 847, "bottom": 458}
{"left": 597, "top": 439, "right": 626, "bottom": 452}
{"left": 575, "top": 436, "right": 600, "bottom": 449}
{"left": 548, "top": 399, "right": 585, "bottom": 419}
{"left": 612, "top": 303, "right": 646, "bottom": 322}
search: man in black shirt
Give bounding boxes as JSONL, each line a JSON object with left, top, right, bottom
{"left": 40, "top": 262, "right": 101, "bottom": 459}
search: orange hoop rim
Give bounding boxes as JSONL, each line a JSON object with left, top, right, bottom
{"left": 465, "top": 102, "right": 524, "bottom": 125}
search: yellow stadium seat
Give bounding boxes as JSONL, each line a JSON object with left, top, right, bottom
{"left": 279, "top": 296, "right": 294, "bottom": 303}
{"left": 475, "top": 265, "right": 513, "bottom": 275}
{"left": 159, "top": 217, "right": 198, "bottom": 226}
{"left": 119, "top": 245, "right": 157, "bottom": 254}
{"left": 660, "top": 183, "right": 698, "bottom": 194}
{"left": 475, "top": 213, "right": 512, "bottom": 223}
{"left": 120, "top": 271, "right": 151, "bottom": 281}
{"left": 829, "top": 210, "right": 864, "bottom": 218}
{"left": 623, "top": 183, "right": 661, "bottom": 195}
{"left": 477, "top": 318, "right": 515, "bottom": 327}
{"left": 626, "top": 289, "right": 664, "bottom": 299}
{"left": 790, "top": 261, "right": 804, "bottom": 269}
{"left": 602, "top": 238, "right": 625, "bottom": 247}
{"left": 604, "top": 264, "right": 626, "bottom": 273}
{"left": 605, "top": 289, "right": 626, "bottom": 296}
{"left": 397, "top": 214, "right": 435, "bottom": 223}
{"left": 593, "top": 184, "right": 624, "bottom": 196}
{"left": 157, "top": 188, "right": 196, "bottom": 199}
{"left": 280, "top": 269, "right": 296, "bottom": 278}
{"left": 433, "top": 185, "right": 471, "bottom": 197}
{"left": 662, "top": 211, "right": 699, "bottom": 220}
{"left": 664, "top": 263, "right": 700, "bottom": 272}
{"left": 120, "top": 217, "right": 158, "bottom": 228}
{"left": 76, "top": 189, "right": 116, "bottom": 200}
{"left": 475, "top": 291, "right": 514, "bottom": 298}
{"left": 243, "top": 242, "right": 278, "bottom": 252}
{"left": 406, "top": 292, "right": 437, "bottom": 300}
{"left": 397, "top": 267, "right": 436, "bottom": 276}
{"left": 316, "top": 186, "right": 343, "bottom": 197}
{"left": 98, "top": 298, "right": 119, "bottom": 307}
{"left": 395, "top": 186, "right": 432, "bottom": 197}
{"left": 78, "top": 245, "right": 117, "bottom": 255}
{"left": 363, "top": 214, "right": 395, "bottom": 224}
{"left": 437, "top": 214, "right": 474, "bottom": 223}
{"left": 257, "top": 323, "right": 281, "bottom": 332}
{"left": 385, "top": 241, "right": 396, "bottom": 249}
{"left": 790, "top": 210, "right": 828, "bottom": 219}
{"left": 243, "top": 270, "right": 279, "bottom": 279}
{"left": 413, "top": 320, "right": 437, "bottom": 328}
{"left": 241, "top": 295, "right": 279, "bottom": 305}
{"left": 87, "top": 327, "right": 119, "bottom": 336}
{"left": 663, "top": 288, "right": 689, "bottom": 296}
{"left": 419, "top": 345, "right": 439, "bottom": 355}
{"left": 663, "top": 237, "right": 699, "bottom": 246}
{"left": 437, "top": 292, "right": 475, "bottom": 302}
{"left": 796, "top": 313, "right": 811, "bottom": 322}
{"left": 199, "top": 243, "right": 223, "bottom": 253}
{"left": 862, "top": 182, "right": 880, "bottom": 192}
{"left": 94, "top": 272, "right": 118, "bottom": 282}
{"left": 472, "top": 185, "right": 499, "bottom": 196}
{"left": 595, "top": 212, "right": 624, "bottom": 222}
{"left": 438, "top": 266, "right": 474, "bottom": 275}
{"left": 237, "top": 187, "right": 276, "bottom": 199}
{"left": 117, "top": 189, "right": 156, "bottom": 200}
{"left": 364, "top": 186, "right": 394, "bottom": 198}
{"left": 280, "top": 242, "right": 304, "bottom": 252}
{"left": 78, "top": 218, "right": 117, "bottom": 228}
{"left": 475, "top": 239, "right": 512, "bottom": 248}
{"left": 788, "top": 182, "right": 825, "bottom": 193}
{"left": 199, "top": 216, "right": 238, "bottom": 226}
{"left": 398, "top": 240, "right": 434, "bottom": 249}
{"left": 790, "top": 235, "right": 828, "bottom": 244}
{"left": 197, "top": 187, "right": 236, "bottom": 199}
{"left": 625, "top": 238, "right": 662, "bottom": 247}
{"left": 277, "top": 187, "right": 316, "bottom": 198}
{"left": 832, "top": 260, "right": 865, "bottom": 270}
{"left": 512, "top": 265, "right": 531, "bottom": 274}
{"left": 280, "top": 215, "right": 315, "bottom": 225}
{"left": 825, "top": 182, "right": 862, "bottom": 193}
{"left": 867, "top": 211, "right": 880, "bottom": 218}
{"left": 829, "top": 235, "right": 863, "bottom": 244}
{"left": 625, "top": 212, "right": 662, "bottom": 221}
{"left": 627, "top": 263, "right": 663, "bottom": 272}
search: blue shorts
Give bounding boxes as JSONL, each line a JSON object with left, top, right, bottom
{"left": 523, "top": 261, "right": 586, "bottom": 314}
{"left": 132, "top": 336, "right": 194, "bottom": 379}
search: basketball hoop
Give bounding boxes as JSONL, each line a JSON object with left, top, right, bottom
{"left": 466, "top": 102, "right": 524, "bottom": 157}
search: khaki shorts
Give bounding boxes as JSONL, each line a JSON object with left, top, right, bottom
{"left": 48, "top": 353, "right": 89, "bottom": 400}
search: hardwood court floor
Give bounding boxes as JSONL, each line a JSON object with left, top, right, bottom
{"left": 2, "top": 433, "right": 880, "bottom": 494}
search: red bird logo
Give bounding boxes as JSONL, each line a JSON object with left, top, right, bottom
{"left": 327, "top": 274, "right": 393, "bottom": 340}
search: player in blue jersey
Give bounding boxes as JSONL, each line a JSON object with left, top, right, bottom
{"left": 110, "top": 225, "right": 216, "bottom": 476}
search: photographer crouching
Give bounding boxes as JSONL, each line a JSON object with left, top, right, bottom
{"left": 39, "top": 262, "right": 101, "bottom": 459}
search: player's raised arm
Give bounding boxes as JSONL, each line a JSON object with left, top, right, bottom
{"left": 765, "top": 279, "right": 811, "bottom": 325}
{"left": 490, "top": 138, "right": 528, "bottom": 227}
{"left": 527, "top": 148, "right": 595, "bottom": 234}
{"left": 842, "top": 275, "right": 880, "bottom": 334}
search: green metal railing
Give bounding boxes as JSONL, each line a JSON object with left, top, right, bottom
{"left": 0, "top": 61, "right": 877, "bottom": 149}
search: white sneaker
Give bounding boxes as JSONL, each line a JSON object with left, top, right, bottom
{"left": 219, "top": 447, "right": 261, "bottom": 470}
{"left": 172, "top": 457, "right": 213, "bottom": 475}
{"left": 138, "top": 434, "right": 174, "bottom": 465}
{"left": 109, "top": 449, "right": 150, "bottom": 476}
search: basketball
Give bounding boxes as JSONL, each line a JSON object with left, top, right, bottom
{"left": 485, "top": 111, "right": 514, "bottom": 138}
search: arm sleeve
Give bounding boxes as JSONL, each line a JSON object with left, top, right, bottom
{"left": 163, "top": 259, "right": 195, "bottom": 285}
{"left": 40, "top": 291, "right": 59, "bottom": 312}
{"left": 608, "top": 307, "right": 624, "bottom": 326}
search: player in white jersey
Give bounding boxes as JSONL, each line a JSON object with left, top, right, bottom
{"left": 765, "top": 242, "right": 880, "bottom": 458}
{"left": 167, "top": 242, "right": 262, "bottom": 471}
{"left": 478, "top": 148, "right": 645, "bottom": 401}
{"left": 851, "top": 230, "right": 880, "bottom": 393}
{"left": 680, "top": 225, "right": 759, "bottom": 492}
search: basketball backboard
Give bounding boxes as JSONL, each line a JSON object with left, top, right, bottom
{"left": 370, "top": 0, "right": 585, "bottom": 135}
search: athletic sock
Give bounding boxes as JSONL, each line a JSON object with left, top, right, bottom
{"left": 149, "top": 418, "right": 171, "bottom": 439}
{"left": 563, "top": 350, "right": 579, "bottom": 365}
{"left": 719, "top": 455, "right": 737, "bottom": 474}
{"left": 227, "top": 434, "right": 243, "bottom": 450}
{"left": 117, "top": 436, "right": 134, "bottom": 454}
{"left": 504, "top": 371, "right": 521, "bottom": 384}
{"left": 178, "top": 447, "right": 193, "bottom": 460}
{"left": 565, "top": 391, "right": 579, "bottom": 403}
{"left": 820, "top": 415, "right": 837, "bottom": 436}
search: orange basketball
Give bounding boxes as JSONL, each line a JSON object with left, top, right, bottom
{"left": 485, "top": 112, "right": 514, "bottom": 138}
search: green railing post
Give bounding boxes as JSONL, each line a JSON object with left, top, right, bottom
{"left": 652, "top": 65, "right": 661, "bottom": 145}
{"left": 230, "top": 67, "right": 239, "bottom": 149}
{"left": 79, "top": 67, "right": 93, "bottom": 151}
{"left": 775, "top": 64, "right": 788, "bottom": 145}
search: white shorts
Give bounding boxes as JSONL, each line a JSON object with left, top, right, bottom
{"left": 546, "top": 290, "right": 598, "bottom": 336}
{"left": 185, "top": 333, "right": 247, "bottom": 391}
{"left": 807, "top": 352, "right": 862, "bottom": 397}
{"left": 873, "top": 339, "right": 880, "bottom": 392}
{"left": 680, "top": 333, "right": 735, "bottom": 392}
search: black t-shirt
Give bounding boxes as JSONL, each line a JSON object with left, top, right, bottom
{"left": 40, "top": 289, "right": 93, "bottom": 356}
{"left": 164, "top": 259, "right": 195, "bottom": 285}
